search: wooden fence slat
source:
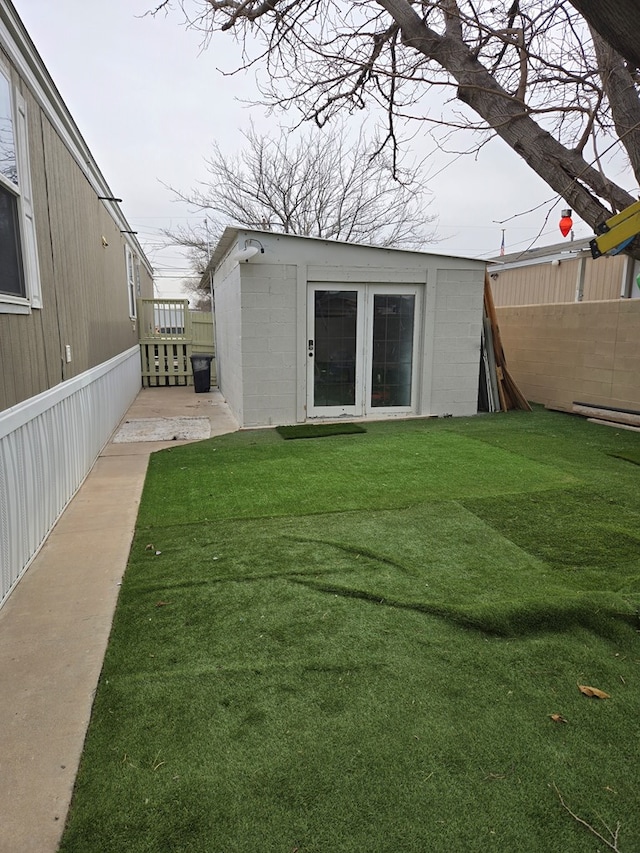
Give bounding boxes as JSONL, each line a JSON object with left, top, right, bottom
{"left": 137, "top": 299, "right": 215, "bottom": 387}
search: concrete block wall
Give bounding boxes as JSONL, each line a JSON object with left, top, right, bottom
{"left": 214, "top": 266, "right": 244, "bottom": 424}
{"left": 211, "top": 229, "right": 487, "bottom": 427}
{"left": 496, "top": 299, "right": 640, "bottom": 411}
{"left": 428, "top": 269, "right": 485, "bottom": 416}
{"left": 240, "top": 265, "right": 298, "bottom": 426}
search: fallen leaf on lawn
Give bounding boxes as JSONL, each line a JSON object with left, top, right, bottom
{"left": 578, "top": 684, "right": 610, "bottom": 699}
{"left": 550, "top": 714, "right": 568, "bottom": 723}
{"left": 155, "top": 601, "right": 169, "bottom": 608}
{"left": 145, "top": 543, "right": 155, "bottom": 551}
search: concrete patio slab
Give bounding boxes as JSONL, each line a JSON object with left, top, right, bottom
{"left": 113, "top": 416, "right": 211, "bottom": 443}
{"left": 0, "top": 386, "right": 238, "bottom": 853}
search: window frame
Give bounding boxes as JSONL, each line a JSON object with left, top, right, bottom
{"left": 125, "top": 244, "right": 139, "bottom": 319}
{"left": 0, "top": 61, "right": 41, "bottom": 314}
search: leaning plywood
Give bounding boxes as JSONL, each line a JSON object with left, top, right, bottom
{"left": 484, "top": 273, "right": 531, "bottom": 412}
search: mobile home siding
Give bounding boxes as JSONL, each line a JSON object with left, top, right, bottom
{"left": 0, "top": 79, "right": 151, "bottom": 412}
{"left": 491, "top": 260, "right": 577, "bottom": 306}
{"left": 490, "top": 252, "right": 624, "bottom": 307}
{"left": 0, "top": 2, "right": 153, "bottom": 606}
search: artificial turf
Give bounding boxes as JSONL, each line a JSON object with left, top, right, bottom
{"left": 59, "top": 408, "right": 640, "bottom": 852}
{"left": 275, "top": 422, "right": 366, "bottom": 439}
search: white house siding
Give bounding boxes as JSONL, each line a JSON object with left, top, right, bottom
{"left": 0, "top": 347, "right": 140, "bottom": 610}
{"left": 211, "top": 229, "right": 485, "bottom": 428}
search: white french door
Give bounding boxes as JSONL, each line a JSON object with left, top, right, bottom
{"left": 307, "top": 284, "right": 420, "bottom": 418}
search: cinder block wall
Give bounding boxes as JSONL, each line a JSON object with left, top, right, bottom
{"left": 428, "top": 269, "right": 485, "bottom": 416}
{"left": 213, "top": 265, "right": 244, "bottom": 424}
{"left": 240, "top": 264, "right": 298, "bottom": 427}
{"left": 496, "top": 299, "right": 640, "bottom": 411}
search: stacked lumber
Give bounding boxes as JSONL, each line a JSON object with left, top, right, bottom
{"left": 572, "top": 402, "right": 640, "bottom": 431}
{"left": 480, "top": 272, "right": 532, "bottom": 413}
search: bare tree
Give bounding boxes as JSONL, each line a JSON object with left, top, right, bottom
{"left": 181, "top": 275, "right": 213, "bottom": 311}
{"left": 153, "top": 0, "right": 640, "bottom": 247}
{"left": 165, "top": 123, "right": 437, "bottom": 278}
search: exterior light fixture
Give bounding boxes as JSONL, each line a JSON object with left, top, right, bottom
{"left": 233, "top": 246, "right": 260, "bottom": 262}
{"left": 232, "top": 238, "right": 265, "bottom": 263}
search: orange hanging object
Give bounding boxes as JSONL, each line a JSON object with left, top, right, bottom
{"left": 559, "top": 208, "right": 573, "bottom": 237}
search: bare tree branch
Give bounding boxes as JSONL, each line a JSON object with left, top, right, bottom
{"left": 154, "top": 0, "right": 640, "bottom": 243}
{"left": 554, "top": 784, "right": 623, "bottom": 852}
{"left": 165, "top": 122, "right": 437, "bottom": 295}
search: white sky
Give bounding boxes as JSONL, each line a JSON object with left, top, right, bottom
{"left": 12, "top": 0, "right": 635, "bottom": 298}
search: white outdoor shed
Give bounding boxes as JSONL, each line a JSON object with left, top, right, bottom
{"left": 210, "top": 227, "right": 486, "bottom": 428}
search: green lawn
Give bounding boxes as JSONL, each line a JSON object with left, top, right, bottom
{"left": 60, "top": 408, "right": 640, "bottom": 852}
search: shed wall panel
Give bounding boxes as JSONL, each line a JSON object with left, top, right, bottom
{"left": 425, "top": 270, "right": 484, "bottom": 416}
{"left": 240, "top": 264, "right": 298, "bottom": 427}
{"left": 213, "top": 265, "right": 244, "bottom": 423}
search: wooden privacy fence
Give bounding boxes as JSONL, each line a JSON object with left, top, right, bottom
{"left": 137, "top": 299, "right": 216, "bottom": 387}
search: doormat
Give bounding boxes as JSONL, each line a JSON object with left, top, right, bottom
{"left": 276, "top": 423, "right": 366, "bottom": 440}
{"left": 113, "top": 417, "right": 211, "bottom": 443}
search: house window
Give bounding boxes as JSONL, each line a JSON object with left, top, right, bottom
{"left": 125, "top": 245, "right": 138, "bottom": 318}
{"left": 0, "top": 67, "right": 41, "bottom": 311}
{"left": 0, "top": 185, "right": 25, "bottom": 296}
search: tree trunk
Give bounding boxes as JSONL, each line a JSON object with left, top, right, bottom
{"left": 569, "top": 1, "right": 640, "bottom": 70}
{"left": 378, "top": 0, "right": 636, "bottom": 229}
{"left": 591, "top": 30, "right": 640, "bottom": 189}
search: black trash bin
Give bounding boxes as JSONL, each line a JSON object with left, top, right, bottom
{"left": 190, "top": 353, "right": 213, "bottom": 393}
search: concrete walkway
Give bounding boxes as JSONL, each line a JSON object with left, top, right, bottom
{"left": 0, "top": 386, "right": 238, "bottom": 853}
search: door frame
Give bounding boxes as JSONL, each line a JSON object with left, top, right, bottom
{"left": 306, "top": 284, "right": 366, "bottom": 419}
{"left": 364, "top": 284, "right": 422, "bottom": 417}
{"left": 306, "top": 282, "right": 422, "bottom": 419}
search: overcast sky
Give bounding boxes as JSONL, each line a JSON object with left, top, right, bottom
{"left": 12, "top": 0, "right": 635, "bottom": 298}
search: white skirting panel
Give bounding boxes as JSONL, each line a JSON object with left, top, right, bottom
{"left": 0, "top": 347, "right": 141, "bottom": 609}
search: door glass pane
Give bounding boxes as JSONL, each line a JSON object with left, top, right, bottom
{"left": 371, "top": 294, "right": 415, "bottom": 407}
{"left": 314, "top": 290, "right": 357, "bottom": 407}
